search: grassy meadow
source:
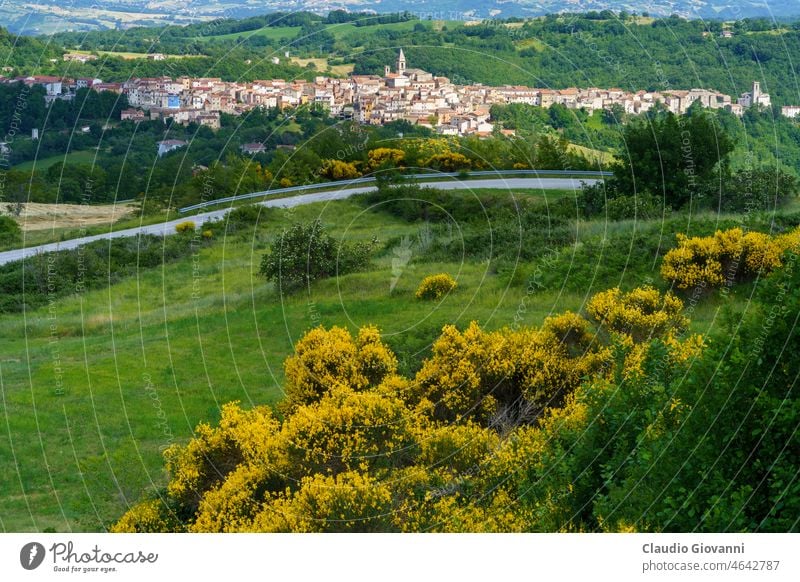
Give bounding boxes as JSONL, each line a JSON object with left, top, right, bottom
{"left": 0, "top": 186, "right": 768, "bottom": 532}
{"left": 14, "top": 149, "right": 99, "bottom": 172}
{"left": 196, "top": 19, "right": 433, "bottom": 45}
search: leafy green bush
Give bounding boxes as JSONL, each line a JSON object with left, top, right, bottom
{"left": 225, "top": 204, "right": 267, "bottom": 232}
{"left": 0, "top": 215, "right": 21, "bottom": 247}
{"left": 717, "top": 167, "right": 798, "bottom": 212}
{"left": 415, "top": 273, "right": 457, "bottom": 300}
{"left": 580, "top": 183, "right": 667, "bottom": 220}
{"left": 364, "top": 184, "right": 575, "bottom": 264}
{"left": 259, "top": 220, "right": 375, "bottom": 293}
{"left": 605, "top": 193, "right": 667, "bottom": 221}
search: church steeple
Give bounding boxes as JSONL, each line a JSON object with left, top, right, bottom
{"left": 397, "top": 48, "right": 406, "bottom": 75}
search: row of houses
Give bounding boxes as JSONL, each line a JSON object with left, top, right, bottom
{"left": 0, "top": 74, "right": 122, "bottom": 105}
{"left": 1, "top": 56, "right": 794, "bottom": 138}
{"left": 115, "top": 52, "right": 787, "bottom": 138}
{"left": 63, "top": 52, "right": 167, "bottom": 63}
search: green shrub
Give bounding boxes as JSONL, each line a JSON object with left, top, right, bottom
{"left": 225, "top": 205, "right": 265, "bottom": 232}
{"left": 605, "top": 193, "right": 666, "bottom": 221}
{"left": 0, "top": 215, "right": 21, "bottom": 247}
{"left": 259, "top": 220, "right": 375, "bottom": 293}
{"left": 718, "top": 168, "right": 798, "bottom": 212}
{"left": 415, "top": 273, "right": 457, "bottom": 300}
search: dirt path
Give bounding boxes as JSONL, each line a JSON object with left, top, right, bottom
{"left": 10, "top": 202, "right": 136, "bottom": 231}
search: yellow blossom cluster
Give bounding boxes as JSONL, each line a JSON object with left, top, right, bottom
{"left": 661, "top": 227, "right": 800, "bottom": 289}
{"left": 587, "top": 286, "right": 688, "bottom": 342}
{"left": 415, "top": 273, "right": 457, "bottom": 300}
{"left": 319, "top": 159, "right": 361, "bottom": 180}
{"left": 114, "top": 286, "right": 706, "bottom": 533}
{"left": 282, "top": 324, "right": 398, "bottom": 412}
{"left": 423, "top": 151, "right": 472, "bottom": 172}
{"left": 366, "top": 147, "right": 405, "bottom": 169}
{"left": 174, "top": 220, "right": 196, "bottom": 234}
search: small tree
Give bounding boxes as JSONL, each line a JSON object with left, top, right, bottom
{"left": 260, "top": 220, "right": 375, "bottom": 293}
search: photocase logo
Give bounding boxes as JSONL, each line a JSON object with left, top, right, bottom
{"left": 390, "top": 235, "right": 414, "bottom": 292}
{"left": 389, "top": 223, "right": 435, "bottom": 292}
{"left": 20, "top": 542, "right": 46, "bottom": 570}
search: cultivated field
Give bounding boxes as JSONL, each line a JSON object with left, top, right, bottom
{"left": 12, "top": 202, "right": 136, "bottom": 231}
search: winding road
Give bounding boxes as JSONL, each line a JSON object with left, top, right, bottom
{"left": 0, "top": 177, "right": 597, "bottom": 266}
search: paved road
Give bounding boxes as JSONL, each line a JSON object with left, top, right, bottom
{"left": 0, "top": 178, "right": 596, "bottom": 266}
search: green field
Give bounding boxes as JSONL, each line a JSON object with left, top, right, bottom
{"left": 327, "top": 20, "right": 431, "bottom": 40}
{"left": 0, "top": 188, "right": 769, "bottom": 532}
{"left": 197, "top": 19, "right": 433, "bottom": 44}
{"left": 14, "top": 149, "right": 99, "bottom": 171}
{"left": 196, "top": 25, "right": 302, "bottom": 43}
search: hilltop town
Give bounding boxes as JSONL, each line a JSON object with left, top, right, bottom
{"left": 0, "top": 50, "right": 794, "bottom": 140}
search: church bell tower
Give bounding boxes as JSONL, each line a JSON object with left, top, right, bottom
{"left": 397, "top": 49, "right": 406, "bottom": 75}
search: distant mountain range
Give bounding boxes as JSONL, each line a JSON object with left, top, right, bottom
{"left": 3, "top": 1, "right": 800, "bottom": 35}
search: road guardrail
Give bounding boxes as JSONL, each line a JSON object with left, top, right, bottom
{"left": 177, "top": 169, "right": 610, "bottom": 213}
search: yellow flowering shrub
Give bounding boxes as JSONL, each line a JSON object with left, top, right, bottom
{"left": 320, "top": 159, "right": 361, "bottom": 180}
{"left": 174, "top": 220, "right": 196, "bottom": 234}
{"left": 408, "top": 489, "right": 529, "bottom": 533}
{"left": 664, "top": 332, "right": 706, "bottom": 367}
{"left": 281, "top": 384, "right": 418, "bottom": 477}
{"left": 282, "top": 324, "right": 397, "bottom": 411}
{"left": 163, "top": 402, "right": 280, "bottom": 513}
{"left": 113, "top": 292, "right": 712, "bottom": 534}
{"left": 424, "top": 151, "right": 472, "bottom": 172}
{"left": 415, "top": 273, "right": 457, "bottom": 300}
{"left": 499, "top": 327, "right": 594, "bottom": 414}
{"left": 775, "top": 227, "right": 800, "bottom": 254}
{"left": 410, "top": 322, "right": 497, "bottom": 423}
{"left": 249, "top": 471, "right": 394, "bottom": 532}
{"left": 367, "top": 147, "right": 405, "bottom": 169}
{"left": 112, "top": 499, "right": 183, "bottom": 533}
{"left": 587, "top": 286, "right": 688, "bottom": 342}
{"left": 398, "top": 137, "right": 455, "bottom": 161}
{"left": 411, "top": 321, "right": 610, "bottom": 425}
{"left": 661, "top": 227, "right": 800, "bottom": 289}
{"left": 542, "top": 310, "right": 598, "bottom": 355}
{"left": 417, "top": 422, "right": 500, "bottom": 475}
{"left": 741, "top": 231, "right": 782, "bottom": 273}
{"left": 191, "top": 463, "right": 274, "bottom": 533}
